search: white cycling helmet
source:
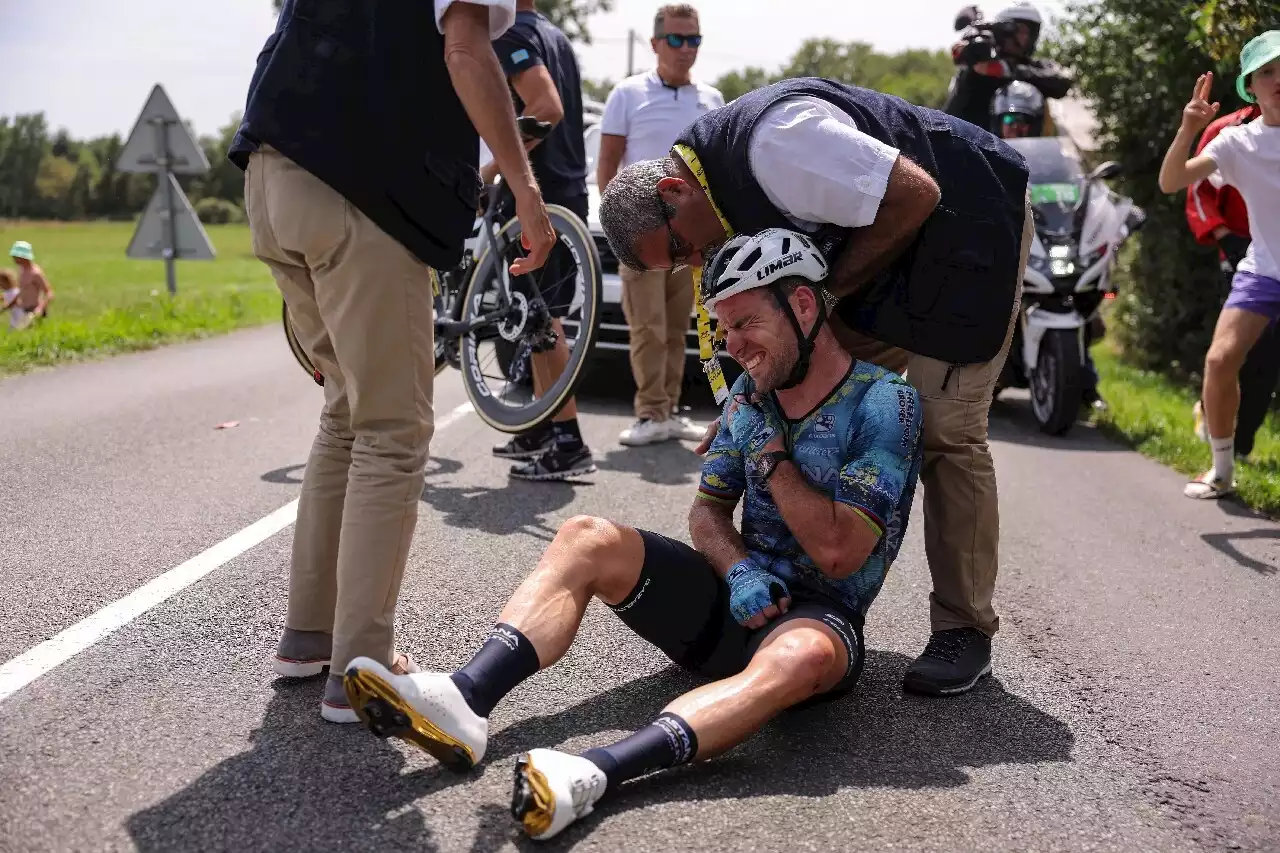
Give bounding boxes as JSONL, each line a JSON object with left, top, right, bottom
{"left": 701, "top": 228, "right": 829, "bottom": 312}
{"left": 702, "top": 228, "right": 831, "bottom": 390}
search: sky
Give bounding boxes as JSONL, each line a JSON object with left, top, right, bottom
{"left": 0, "top": 0, "right": 1072, "bottom": 140}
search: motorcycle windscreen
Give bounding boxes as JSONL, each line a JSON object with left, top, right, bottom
{"left": 1005, "top": 136, "right": 1085, "bottom": 238}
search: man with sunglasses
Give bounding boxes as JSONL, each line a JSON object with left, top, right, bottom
{"left": 598, "top": 76, "right": 1032, "bottom": 700}
{"left": 597, "top": 3, "right": 724, "bottom": 448}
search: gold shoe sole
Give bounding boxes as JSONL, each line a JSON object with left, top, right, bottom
{"left": 512, "top": 754, "right": 555, "bottom": 838}
{"left": 343, "top": 668, "right": 476, "bottom": 771}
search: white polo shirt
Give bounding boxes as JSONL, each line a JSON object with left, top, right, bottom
{"left": 601, "top": 71, "right": 725, "bottom": 168}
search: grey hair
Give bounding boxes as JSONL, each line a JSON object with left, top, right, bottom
{"left": 599, "top": 157, "right": 681, "bottom": 272}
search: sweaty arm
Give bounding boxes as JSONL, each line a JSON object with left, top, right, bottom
{"left": 689, "top": 412, "right": 750, "bottom": 577}
{"left": 440, "top": 1, "right": 539, "bottom": 204}
{"left": 772, "top": 381, "right": 922, "bottom": 580}
{"left": 747, "top": 97, "right": 940, "bottom": 302}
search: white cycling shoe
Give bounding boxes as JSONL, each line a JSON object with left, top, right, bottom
{"left": 342, "top": 657, "right": 487, "bottom": 770}
{"left": 511, "top": 748, "right": 608, "bottom": 840}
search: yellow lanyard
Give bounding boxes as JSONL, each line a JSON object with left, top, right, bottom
{"left": 672, "top": 144, "right": 734, "bottom": 405}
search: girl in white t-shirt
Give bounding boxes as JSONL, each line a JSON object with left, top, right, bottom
{"left": 1159, "top": 30, "right": 1280, "bottom": 499}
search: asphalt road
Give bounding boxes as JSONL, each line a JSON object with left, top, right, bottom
{"left": 1, "top": 325, "right": 1276, "bottom": 853}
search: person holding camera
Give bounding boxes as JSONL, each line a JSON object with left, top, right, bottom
{"left": 943, "top": 3, "right": 1072, "bottom": 134}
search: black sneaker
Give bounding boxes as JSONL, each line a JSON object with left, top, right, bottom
{"left": 493, "top": 429, "right": 554, "bottom": 460}
{"left": 902, "top": 627, "right": 992, "bottom": 696}
{"left": 509, "top": 445, "right": 597, "bottom": 481}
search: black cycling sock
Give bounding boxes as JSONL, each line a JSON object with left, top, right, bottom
{"left": 449, "top": 623, "right": 541, "bottom": 718}
{"left": 552, "top": 418, "right": 583, "bottom": 450}
{"left": 580, "top": 712, "right": 698, "bottom": 790}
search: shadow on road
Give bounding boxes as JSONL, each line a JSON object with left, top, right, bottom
{"left": 126, "top": 680, "right": 449, "bottom": 853}
{"left": 260, "top": 463, "right": 305, "bottom": 485}
{"left": 989, "top": 395, "right": 1126, "bottom": 452}
{"left": 1201, "top": 529, "right": 1279, "bottom": 575}
{"left": 592, "top": 443, "right": 704, "bottom": 486}
{"left": 420, "top": 457, "right": 576, "bottom": 542}
{"left": 470, "top": 650, "right": 1076, "bottom": 851}
{"left": 126, "top": 652, "right": 1072, "bottom": 853}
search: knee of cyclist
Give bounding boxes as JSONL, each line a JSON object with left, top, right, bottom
{"left": 557, "top": 515, "right": 628, "bottom": 570}
{"left": 759, "top": 630, "right": 838, "bottom": 691}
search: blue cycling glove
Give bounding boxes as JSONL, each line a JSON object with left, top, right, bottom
{"left": 726, "top": 559, "right": 790, "bottom": 624}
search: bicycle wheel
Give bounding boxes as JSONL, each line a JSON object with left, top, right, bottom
{"left": 282, "top": 302, "right": 324, "bottom": 386}
{"left": 459, "top": 204, "right": 602, "bottom": 434}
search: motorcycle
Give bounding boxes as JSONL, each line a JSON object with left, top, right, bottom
{"left": 996, "top": 134, "right": 1145, "bottom": 435}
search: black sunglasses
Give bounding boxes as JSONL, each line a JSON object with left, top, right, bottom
{"left": 659, "top": 33, "right": 702, "bottom": 48}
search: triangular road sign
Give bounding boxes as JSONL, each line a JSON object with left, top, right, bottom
{"left": 117, "top": 84, "right": 210, "bottom": 175}
{"left": 126, "top": 173, "right": 216, "bottom": 261}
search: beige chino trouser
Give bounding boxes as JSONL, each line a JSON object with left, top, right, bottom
{"left": 245, "top": 147, "right": 437, "bottom": 674}
{"left": 831, "top": 201, "right": 1033, "bottom": 637}
{"left": 620, "top": 265, "right": 697, "bottom": 422}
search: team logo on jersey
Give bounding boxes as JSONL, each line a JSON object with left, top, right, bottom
{"left": 814, "top": 413, "right": 837, "bottom": 434}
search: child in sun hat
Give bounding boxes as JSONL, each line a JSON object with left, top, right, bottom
{"left": 1157, "top": 31, "right": 1280, "bottom": 499}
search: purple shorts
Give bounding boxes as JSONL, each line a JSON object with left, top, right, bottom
{"left": 1224, "top": 270, "right": 1280, "bottom": 323}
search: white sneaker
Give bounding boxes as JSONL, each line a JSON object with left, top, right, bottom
{"left": 511, "top": 748, "right": 608, "bottom": 840}
{"left": 342, "top": 657, "right": 487, "bottom": 770}
{"left": 667, "top": 412, "right": 706, "bottom": 442}
{"left": 618, "top": 418, "right": 671, "bottom": 446}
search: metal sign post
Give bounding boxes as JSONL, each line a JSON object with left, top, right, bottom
{"left": 119, "top": 84, "right": 214, "bottom": 293}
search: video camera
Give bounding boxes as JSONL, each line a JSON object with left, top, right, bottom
{"left": 951, "top": 5, "right": 1020, "bottom": 66}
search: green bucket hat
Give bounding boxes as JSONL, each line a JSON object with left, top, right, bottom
{"left": 9, "top": 240, "right": 33, "bottom": 261}
{"left": 1237, "top": 29, "right": 1280, "bottom": 103}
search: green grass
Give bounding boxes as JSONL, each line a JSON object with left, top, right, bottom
{"left": 1091, "top": 342, "right": 1280, "bottom": 517}
{"left": 0, "top": 220, "right": 280, "bottom": 375}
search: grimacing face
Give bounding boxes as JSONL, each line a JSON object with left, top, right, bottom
{"left": 715, "top": 284, "right": 822, "bottom": 394}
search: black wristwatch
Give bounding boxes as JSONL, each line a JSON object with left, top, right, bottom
{"left": 757, "top": 450, "right": 790, "bottom": 482}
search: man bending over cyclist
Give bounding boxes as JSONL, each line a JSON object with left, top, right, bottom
{"left": 341, "top": 229, "right": 924, "bottom": 840}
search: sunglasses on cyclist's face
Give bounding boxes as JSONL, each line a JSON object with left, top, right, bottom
{"left": 659, "top": 33, "right": 702, "bottom": 49}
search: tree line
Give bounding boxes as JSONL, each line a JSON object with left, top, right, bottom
{"left": 0, "top": 112, "right": 247, "bottom": 224}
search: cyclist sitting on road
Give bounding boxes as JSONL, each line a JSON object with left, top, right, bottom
{"left": 340, "top": 228, "right": 924, "bottom": 841}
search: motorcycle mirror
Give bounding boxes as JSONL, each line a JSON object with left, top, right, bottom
{"left": 1089, "top": 161, "right": 1123, "bottom": 181}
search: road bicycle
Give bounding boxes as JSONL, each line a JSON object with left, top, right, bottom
{"left": 284, "top": 117, "right": 603, "bottom": 434}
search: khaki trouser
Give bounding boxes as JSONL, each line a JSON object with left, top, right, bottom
{"left": 620, "top": 265, "right": 696, "bottom": 422}
{"left": 831, "top": 202, "right": 1033, "bottom": 637}
{"left": 245, "top": 147, "right": 436, "bottom": 674}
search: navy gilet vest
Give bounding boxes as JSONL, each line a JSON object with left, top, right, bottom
{"left": 675, "top": 77, "right": 1029, "bottom": 365}
{"left": 230, "top": 0, "right": 480, "bottom": 270}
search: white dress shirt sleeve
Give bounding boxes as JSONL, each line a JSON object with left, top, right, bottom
{"left": 747, "top": 96, "right": 901, "bottom": 229}
{"left": 434, "top": 0, "right": 517, "bottom": 39}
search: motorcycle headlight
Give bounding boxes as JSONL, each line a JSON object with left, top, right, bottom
{"left": 1048, "top": 243, "right": 1076, "bottom": 277}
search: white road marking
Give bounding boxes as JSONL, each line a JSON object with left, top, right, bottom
{"left": 0, "top": 401, "right": 475, "bottom": 703}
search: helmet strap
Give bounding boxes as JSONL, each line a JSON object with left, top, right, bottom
{"left": 770, "top": 283, "right": 826, "bottom": 391}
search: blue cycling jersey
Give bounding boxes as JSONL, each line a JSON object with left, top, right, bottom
{"left": 698, "top": 360, "right": 923, "bottom": 616}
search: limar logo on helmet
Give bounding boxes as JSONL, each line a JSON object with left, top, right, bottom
{"left": 757, "top": 251, "right": 804, "bottom": 280}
